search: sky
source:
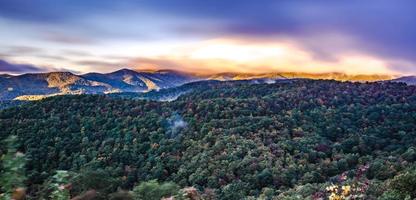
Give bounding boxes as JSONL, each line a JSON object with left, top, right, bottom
{"left": 0, "top": 0, "right": 415, "bottom": 75}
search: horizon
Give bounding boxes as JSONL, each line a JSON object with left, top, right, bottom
{"left": 0, "top": 67, "right": 402, "bottom": 77}
{"left": 0, "top": 1, "right": 415, "bottom": 75}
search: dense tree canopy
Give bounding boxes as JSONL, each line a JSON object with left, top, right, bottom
{"left": 1, "top": 80, "right": 416, "bottom": 199}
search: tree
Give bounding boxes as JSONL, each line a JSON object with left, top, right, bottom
{"left": 49, "top": 170, "right": 71, "bottom": 200}
{"left": 384, "top": 169, "right": 416, "bottom": 199}
{"left": 132, "top": 180, "right": 180, "bottom": 200}
{"left": 0, "top": 136, "right": 26, "bottom": 200}
{"left": 256, "top": 168, "right": 273, "bottom": 187}
{"left": 70, "top": 169, "right": 120, "bottom": 199}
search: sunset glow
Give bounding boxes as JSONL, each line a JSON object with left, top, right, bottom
{"left": 0, "top": 1, "right": 415, "bottom": 75}
{"left": 124, "top": 38, "right": 396, "bottom": 75}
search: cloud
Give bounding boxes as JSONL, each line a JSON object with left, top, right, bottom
{"left": 0, "top": 36, "right": 403, "bottom": 75}
{"left": 0, "top": 59, "right": 44, "bottom": 73}
{"left": 0, "top": 58, "right": 73, "bottom": 74}
{"left": 0, "top": 0, "right": 415, "bottom": 74}
{"left": 140, "top": 0, "right": 416, "bottom": 64}
{"left": 74, "top": 60, "right": 121, "bottom": 68}
{"left": 60, "top": 49, "right": 94, "bottom": 57}
{"left": 128, "top": 57, "right": 183, "bottom": 70}
{"left": 0, "top": 0, "right": 116, "bottom": 23}
{"left": 128, "top": 56, "right": 245, "bottom": 74}
{"left": 0, "top": 46, "right": 69, "bottom": 61}
{"left": 73, "top": 57, "right": 187, "bottom": 73}
{"left": 5, "top": 45, "right": 43, "bottom": 54}
{"left": 41, "top": 31, "right": 97, "bottom": 45}
{"left": 124, "top": 37, "right": 397, "bottom": 75}
{"left": 0, "top": 46, "right": 44, "bottom": 59}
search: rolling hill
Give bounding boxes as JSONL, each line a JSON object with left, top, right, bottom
{"left": 389, "top": 76, "right": 416, "bottom": 85}
{"left": 0, "top": 68, "right": 404, "bottom": 101}
{"left": 0, "top": 69, "right": 197, "bottom": 100}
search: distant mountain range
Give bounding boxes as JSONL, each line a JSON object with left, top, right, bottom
{"left": 0, "top": 68, "right": 414, "bottom": 101}
{"left": 0, "top": 69, "right": 195, "bottom": 100}
{"left": 389, "top": 76, "right": 416, "bottom": 85}
{"left": 206, "top": 72, "right": 395, "bottom": 82}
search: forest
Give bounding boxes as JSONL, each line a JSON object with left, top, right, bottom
{"left": 1, "top": 79, "right": 416, "bottom": 200}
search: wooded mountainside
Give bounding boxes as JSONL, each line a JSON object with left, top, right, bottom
{"left": 1, "top": 80, "right": 416, "bottom": 199}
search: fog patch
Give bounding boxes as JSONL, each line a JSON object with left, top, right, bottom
{"left": 166, "top": 112, "right": 188, "bottom": 138}
{"left": 250, "top": 78, "right": 277, "bottom": 85}
{"left": 264, "top": 79, "right": 276, "bottom": 84}
{"left": 158, "top": 91, "right": 188, "bottom": 102}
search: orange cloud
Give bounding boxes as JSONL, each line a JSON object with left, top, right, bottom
{"left": 126, "top": 37, "right": 398, "bottom": 75}
{"left": 5, "top": 36, "right": 402, "bottom": 76}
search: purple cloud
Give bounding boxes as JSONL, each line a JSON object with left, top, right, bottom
{"left": 0, "top": 59, "right": 44, "bottom": 73}
{"left": 0, "top": 0, "right": 415, "bottom": 73}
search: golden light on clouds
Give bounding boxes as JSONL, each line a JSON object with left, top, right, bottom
{"left": 1, "top": 1, "right": 414, "bottom": 75}
{"left": 128, "top": 37, "right": 397, "bottom": 75}
{"left": 2, "top": 36, "right": 398, "bottom": 76}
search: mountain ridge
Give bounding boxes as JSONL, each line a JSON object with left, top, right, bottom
{"left": 0, "top": 68, "right": 408, "bottom": 101}
{"left": 0, "top": 69, "right": 196, "bottom": 100}
{"left": 389, "top": 76, "right": 416, "bottom": 85}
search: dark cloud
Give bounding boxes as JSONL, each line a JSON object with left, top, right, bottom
{"left": 142, "top": 0, "right": 416, "bottom": 64}
{"left": 0, "top": 59, "right": 44, "bottom": 73}
{"left": 0, "top": 0, "right": 415, "bottom": 71}
{"left": 0, "top": 0, "right": 117, "bottom": 23}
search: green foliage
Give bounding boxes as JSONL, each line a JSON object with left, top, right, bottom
{"left": 1, "top": 80, "right": 416, "bottom": 199}
{"left": 0, "top": 135, "right": 26, "bottom": 200}
{"left": 108, "top": 191, "right": 134, "bottom": 200}
{"left": 49, "top": 170, "right": 71, "bottom": 200}
{"left": 70, "top": 169, "right": 120, "bottom": 199}
{"left": 382, "top": 169, "right": 416, "bottom": 199}
{"left": 132, "top": 180, "right": 180, "bottom": 200}
{"left": 256, "top": 169, "right": 273, "bottom": 187}
{"left": 257, "top": 187, "right": 276, "bottom": 200}
{"left": 402, "top": 147, "right": 416, "bottom": 162}
{"left": 379, "top": 190, "right": 410, "bottom": 200}
{"left": 0, "top": 100, "right": 26, "bottom": 110}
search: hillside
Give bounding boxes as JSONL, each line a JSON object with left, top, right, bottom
{"left": 1, "top": 80, "right": 416, "bottom": 199}
{"left": 82, "top": 69, "right": 197, "bottom": 93}
{"left": 0, "top": 69, "right": 196, "bottom": 100}
{"left": 389, "top": 76, "right": 416, "bottom": 85}
{"left": 207, "top": 72, "right": 394, "bottom": 82}
{"left": 0, "top": 69, "right": 401, "bottom": 101}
